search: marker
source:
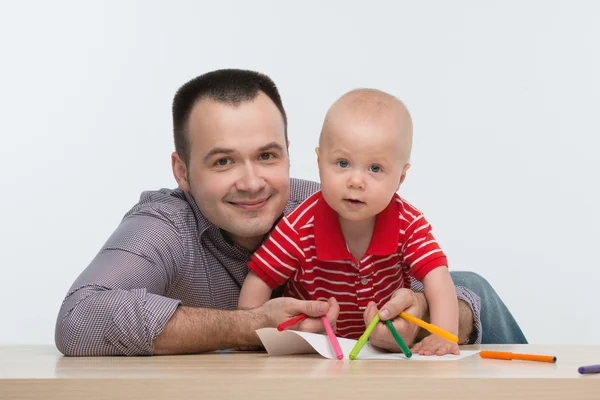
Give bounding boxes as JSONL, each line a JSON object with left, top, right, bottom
{"left": 321, "top": 315, "right": 344, "bottom": 360}
{"left": 277, "top": 314, "right": 307, "bottom": 331}
{"left": 578, "top": 364, "right": 600, "bottom": 374}
{"left": 350, "top": 314, "right": 381, "bottom": 360}
{"left": 384, "top": 320, "right": 412, "bottom": 358}
{"left": 479, "top": 351, "right": 557, "bottom": 363}
{"left": 399, "top": 312, "right": 458, "bottom": 343}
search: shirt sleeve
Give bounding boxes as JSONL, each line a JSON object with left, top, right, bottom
{"left": 411, "top": 277, "right": 483, "bottom": 344}
{"left": 247, "top": 217, "right": 304, "bottom": 289}
{"left": 55, "top": 211, "right": 185, "bottom": 356}
{"left": 402, "top": 213, "right": 448, "bottom": 281}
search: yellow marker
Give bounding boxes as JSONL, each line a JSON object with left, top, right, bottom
{"left": 399, "top": 312, "right": 458, "bottom": 343}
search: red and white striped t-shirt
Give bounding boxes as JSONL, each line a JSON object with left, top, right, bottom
{"left": 247, "top": 190, "right": 448, "bottom": 339}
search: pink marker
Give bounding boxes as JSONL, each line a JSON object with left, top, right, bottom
{"left": 321, "top": 315, "right": 343, "bottom": 360}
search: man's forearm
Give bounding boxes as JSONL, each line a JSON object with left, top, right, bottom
{"left": 153, "top": 306, "right": 268, "bottom": 355}
{"left": 457, "top": 299, "right": 474, "bottom": 344}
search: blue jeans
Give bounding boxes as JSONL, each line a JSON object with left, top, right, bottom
{"left": 450, "top": 271, "right": 528, "bottom": 344}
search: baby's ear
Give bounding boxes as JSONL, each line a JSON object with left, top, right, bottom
{"left": 315, "top": 147, "right": 320, "bottom": 161}
{"left": 397, "top": 163, "right": 411, "bottom": 189}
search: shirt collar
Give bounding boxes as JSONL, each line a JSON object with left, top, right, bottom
{"left": 183, "top": 190, "right": 214, "bottom": 235}
{"left": 314, "top": 193, "right": 399, "bottom": 261}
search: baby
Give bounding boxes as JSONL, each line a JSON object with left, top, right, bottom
{"left": 239, "top": 89, "right": 459, "bottom": 355}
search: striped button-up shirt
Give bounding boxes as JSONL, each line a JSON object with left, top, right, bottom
{"left": 55, "top": 178, "right": 481, "bottom": 356}
{"left": 248, "top": 191, "right": 449, "bottom": 339}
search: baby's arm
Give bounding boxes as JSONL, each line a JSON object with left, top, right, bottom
{"left": 239, "top": 271, "right": 274, "bottom": 309}
{"left": 416, "top": 267, "right": 460, "bottom": 355}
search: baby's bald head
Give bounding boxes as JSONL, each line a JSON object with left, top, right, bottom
{"left": 320, "top": 89, "right": 413, "bottom": 162}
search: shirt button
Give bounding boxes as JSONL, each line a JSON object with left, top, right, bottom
{"left": 361, "top": 278, "right": 369, "bottom": 285}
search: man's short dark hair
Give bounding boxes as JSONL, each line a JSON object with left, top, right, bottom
{"left": 172, "top": 69, "right": 288, "bottom": 166}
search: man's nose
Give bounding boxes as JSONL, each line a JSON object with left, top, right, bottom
{"left": 236, "top": 163, "right": 266, "bottom": 193}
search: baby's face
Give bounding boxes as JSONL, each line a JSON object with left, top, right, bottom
{"left": 317, "top": 113, "right": 409, "bottom": 223}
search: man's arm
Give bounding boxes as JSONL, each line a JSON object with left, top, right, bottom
{"left": 154, "top": 297, "right": 340, "bottom": 355}
{"left": 56, "top": 209, "right": 341, "bottom": 356}
{"left": 55, "top": 214, "right": 184, "bottom": 356}
{"left": 153, "top": 306, "right": 267, "bottom": 354}
{"left": 457, "top": 298, "right": 474, "bottom": 344}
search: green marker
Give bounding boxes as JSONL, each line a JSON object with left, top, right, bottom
{"left": 384, "top": 320, "right": 412, "bottom": 358}
{"left": 349, "top": 314, "right": 381, "bottom": 360}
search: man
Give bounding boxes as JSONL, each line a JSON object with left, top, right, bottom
{"left": 55, "top": 69, "right": 526, "bottom": 356}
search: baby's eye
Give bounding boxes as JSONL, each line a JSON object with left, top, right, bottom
{"left": 369, "top": 164, "right": 382, "bottom": 173}
{"left": 337, "top": 160, "right": 349, "bottom": 168}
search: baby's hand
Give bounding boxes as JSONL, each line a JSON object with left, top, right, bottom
{"left": 411, "top": 334, "right": 460, "bottom": 356}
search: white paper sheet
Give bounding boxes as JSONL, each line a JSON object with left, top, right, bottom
{"left": 256, "top": 328, "right": 479, "bottom": 360}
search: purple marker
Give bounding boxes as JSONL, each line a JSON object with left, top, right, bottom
{"left": 578, "top": 364, "right": 600, "bottom": 374}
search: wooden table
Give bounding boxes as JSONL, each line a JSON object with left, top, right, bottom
{"left": 1, "top": 345, "right": 599, "bottom": 399}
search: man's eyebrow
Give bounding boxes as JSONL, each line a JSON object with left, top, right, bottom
{"left": 203, "top": 147, "right": 234, "bottom": 163}
{"left": 258, "top": 142, "right": 285, "bottom": 152}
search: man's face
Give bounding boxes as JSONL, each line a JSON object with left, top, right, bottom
{"left": 173, "top": 92, "right": 290, "bottom": 250}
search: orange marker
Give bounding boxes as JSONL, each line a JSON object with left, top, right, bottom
{"left": 480, "top": 351, "right": 557, "bottom": 363}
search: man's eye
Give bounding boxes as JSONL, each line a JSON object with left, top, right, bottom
{"left": 369, "top": 164, "right": 382, "bottom": 173}
{"left": 215, "top": 158, "right": 232, "bottom": 166}
{"left": 337, "top": 160, "right": 349, "bottom": 168}
{"left": 259, "top": 152, "right": 275, "bottom": 160}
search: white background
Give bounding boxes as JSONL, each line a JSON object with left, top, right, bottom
{"left": 1, "top": 1, "right": 598, "bottom": 345}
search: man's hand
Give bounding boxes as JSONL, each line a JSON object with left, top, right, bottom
{"left": 234, "top": 296, "right": 340, "bottom": 351}
{"left": 362, "top": 288, "right": 427, "bottom": 351}
{"left": 259, "top": 296, "right": 340, "bottom": 333}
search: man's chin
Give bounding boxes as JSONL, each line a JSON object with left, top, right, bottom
{"left": 225, "top": 221, "right": 276, "bottom": 251}
{"left": 228, "top": 220, "right": 274, "bottom": 238}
